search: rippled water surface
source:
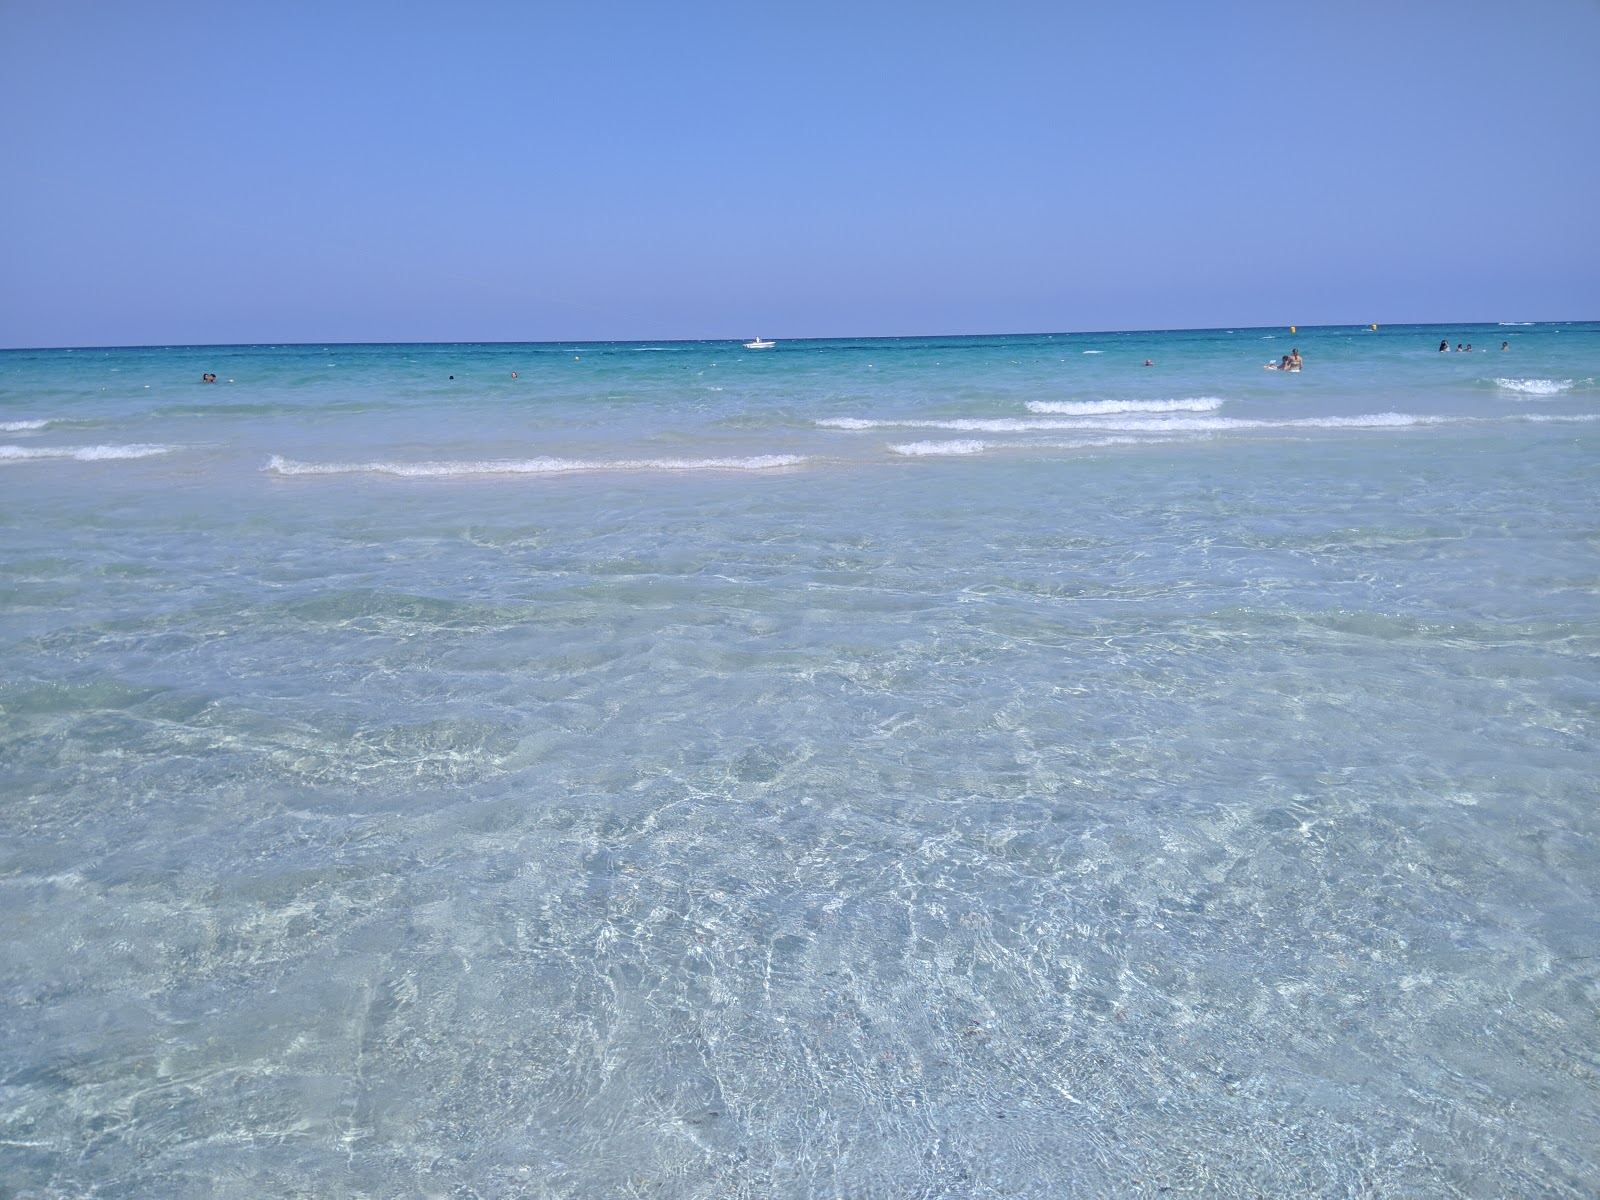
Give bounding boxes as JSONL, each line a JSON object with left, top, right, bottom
{"left": 2, "top": 325, "right": 1598, "bottom": 1196}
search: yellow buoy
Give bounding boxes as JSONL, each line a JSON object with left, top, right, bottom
{"left": 1371, "top": 324, "right": 1378, "bottom": 331}
{"left": 1289, "top": 326, "right": 1296, "bottom": 334}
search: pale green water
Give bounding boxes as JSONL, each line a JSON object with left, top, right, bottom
{"left": 2, "top": 325, "right": 1597, "bottom": 1196}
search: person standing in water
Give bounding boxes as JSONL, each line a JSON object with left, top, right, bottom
{"left": 1439, "top": 340, "right": 1449, "bottom": 352}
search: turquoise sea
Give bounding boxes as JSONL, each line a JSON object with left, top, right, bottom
{"left": 2, "top": 323, "right": 1597, "bottom": 1197}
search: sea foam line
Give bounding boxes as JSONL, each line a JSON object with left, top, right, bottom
{"left": 0, "top": 419, "right": 52, "bottom": 432}
{"left": 822, "top": 413, "right": 1437, "bottom": 434}
{"left": 1026, "top": 397, "right": 1224, "bottom": 415}
{"left": 0, "top": 443, "right": 172, "bottom": 461}
{"left": 1492, "top": 377, "right": 1574, "bottom": 396}
{"left": 888, "top": 435, "right": 1177, "bottom": 457}
{"left": 264, "top": 453, "right": 809, "bottom": 478}
{"left": 889, "top": 439, "right": 990, "bottom": 457}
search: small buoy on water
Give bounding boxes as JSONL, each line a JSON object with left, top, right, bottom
{"left": 1289, "top": 326, "right": 1296, "bottom": 334}
{"left": 1371, "top": 324, "right": 1378, "bottom": 331}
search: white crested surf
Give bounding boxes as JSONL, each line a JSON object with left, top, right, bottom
{"left": 888, "top": 434, "right": 1176, "bottom": 456}
{"left": 1492, "top": 377, "right": 1576, "bottom": 396}
{"left": 821, "top": 412, "right": 1438, "bottom": 433}
{"left": 1025, "top": 397, "right": 1224, "bottom": 415}
{"left": 0, "top": 442, "right": 172, "bottom": 461}
{"left": 265, "top": 452, "right": 808, "bottom": 477}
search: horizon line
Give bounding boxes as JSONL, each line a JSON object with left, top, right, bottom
{"left": 1, "top": 318, "right": 1589, "bottom": 354}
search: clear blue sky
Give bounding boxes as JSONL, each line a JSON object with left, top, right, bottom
{"left": 2, "top": 0, "right": 1597, "bottom": 347}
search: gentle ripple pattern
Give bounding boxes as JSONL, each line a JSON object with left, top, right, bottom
{"left": 1, "top": 325, "right": 1597, "bottom": 1197}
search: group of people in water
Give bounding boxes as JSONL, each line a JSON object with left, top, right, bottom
{"left": 1441, "top": 340, "right": 1510, "bottom": 352}
{"left": 1256, "top": 338, "right": 1511, "bottom": 371}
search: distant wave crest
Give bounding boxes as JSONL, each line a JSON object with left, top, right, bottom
{"left": 1026, "top": 397, "right": 1224, "bottom": 416}
{"left": 0, "top": 419, "right": 51, "bottom": 432}
{"left": 265, "top": 453, "right": 808, "bottom": 477}
{"left": 889, "top": 439, "right": 990, "bottom": 456}
{"left": 823, "top": 412, "right": 1433, "bottom": 434}
{"left": 0, "top": 443, "right": 171, "bottom": 461}
{"left": 889, "top": 435, "right": 1160, "bottom": 457}
{"left": 1492, "top": 377, "right": 1573, "bottom": 396}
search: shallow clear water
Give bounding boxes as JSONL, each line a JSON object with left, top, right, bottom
{"left": 2, "top": 324, "right": 1597, "bottom": 1196}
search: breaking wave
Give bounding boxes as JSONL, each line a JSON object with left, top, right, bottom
{"left": 265, "top": 453, "right": 809, "bottom": 477}
{"left": 1492, "top": 378, "right": 1574, "bottom": 396}
{"left": 1026, "top": 397, "right": 1224, "bottom": 416}
{"left": 0, "top": 419, "right": 52, "bottom": 432}
{"left": 889, "top": 439, "right": 990, "bottom": 456}
{"left": 888, "top": 435, "right": 1168, "bottom": 457}
{"left": 0, "top": 443, "right": 172, "bottom": 461}
{"left": 822, "top": 413, "right": 1436, "bottom": 434}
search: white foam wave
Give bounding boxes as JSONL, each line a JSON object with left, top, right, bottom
{"left": 821, "top": 417, "right": 903, "bottom": 431}
{"left": 889, "top": 435, "right": 1193, "bottom": 457}
{"left": 890, "top": 439, "right": 989, "bottom": 456}
{"left": 0, "top": 419, "right": 51, "bottom": 432}
{"left": 1081, "top": 350, "right": 1104, "bottom": 355}
{"left": 823, "top": 412, "right": 1434, "bottom": 434}
{"left": 1294, "top": 413, "right": 1437, "bottom": 429}
{"left": 1519, "top": 413, "right": 1600, "bottom": 423}
{"left": 265, "top": 453, "right": 808, "bottom": 478}
{"left": 0, "top": 443, "right": 171, "bottom": 461}
{"left": 1026, "top": 397, "right": 1224, "bottom": 416}
{"left": 1493, "top": 377, "right": 1573, "bottom": 396}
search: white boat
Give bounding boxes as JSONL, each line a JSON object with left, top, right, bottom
{"left": 744, "top": 338, "right": 775, "bottom": 349}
